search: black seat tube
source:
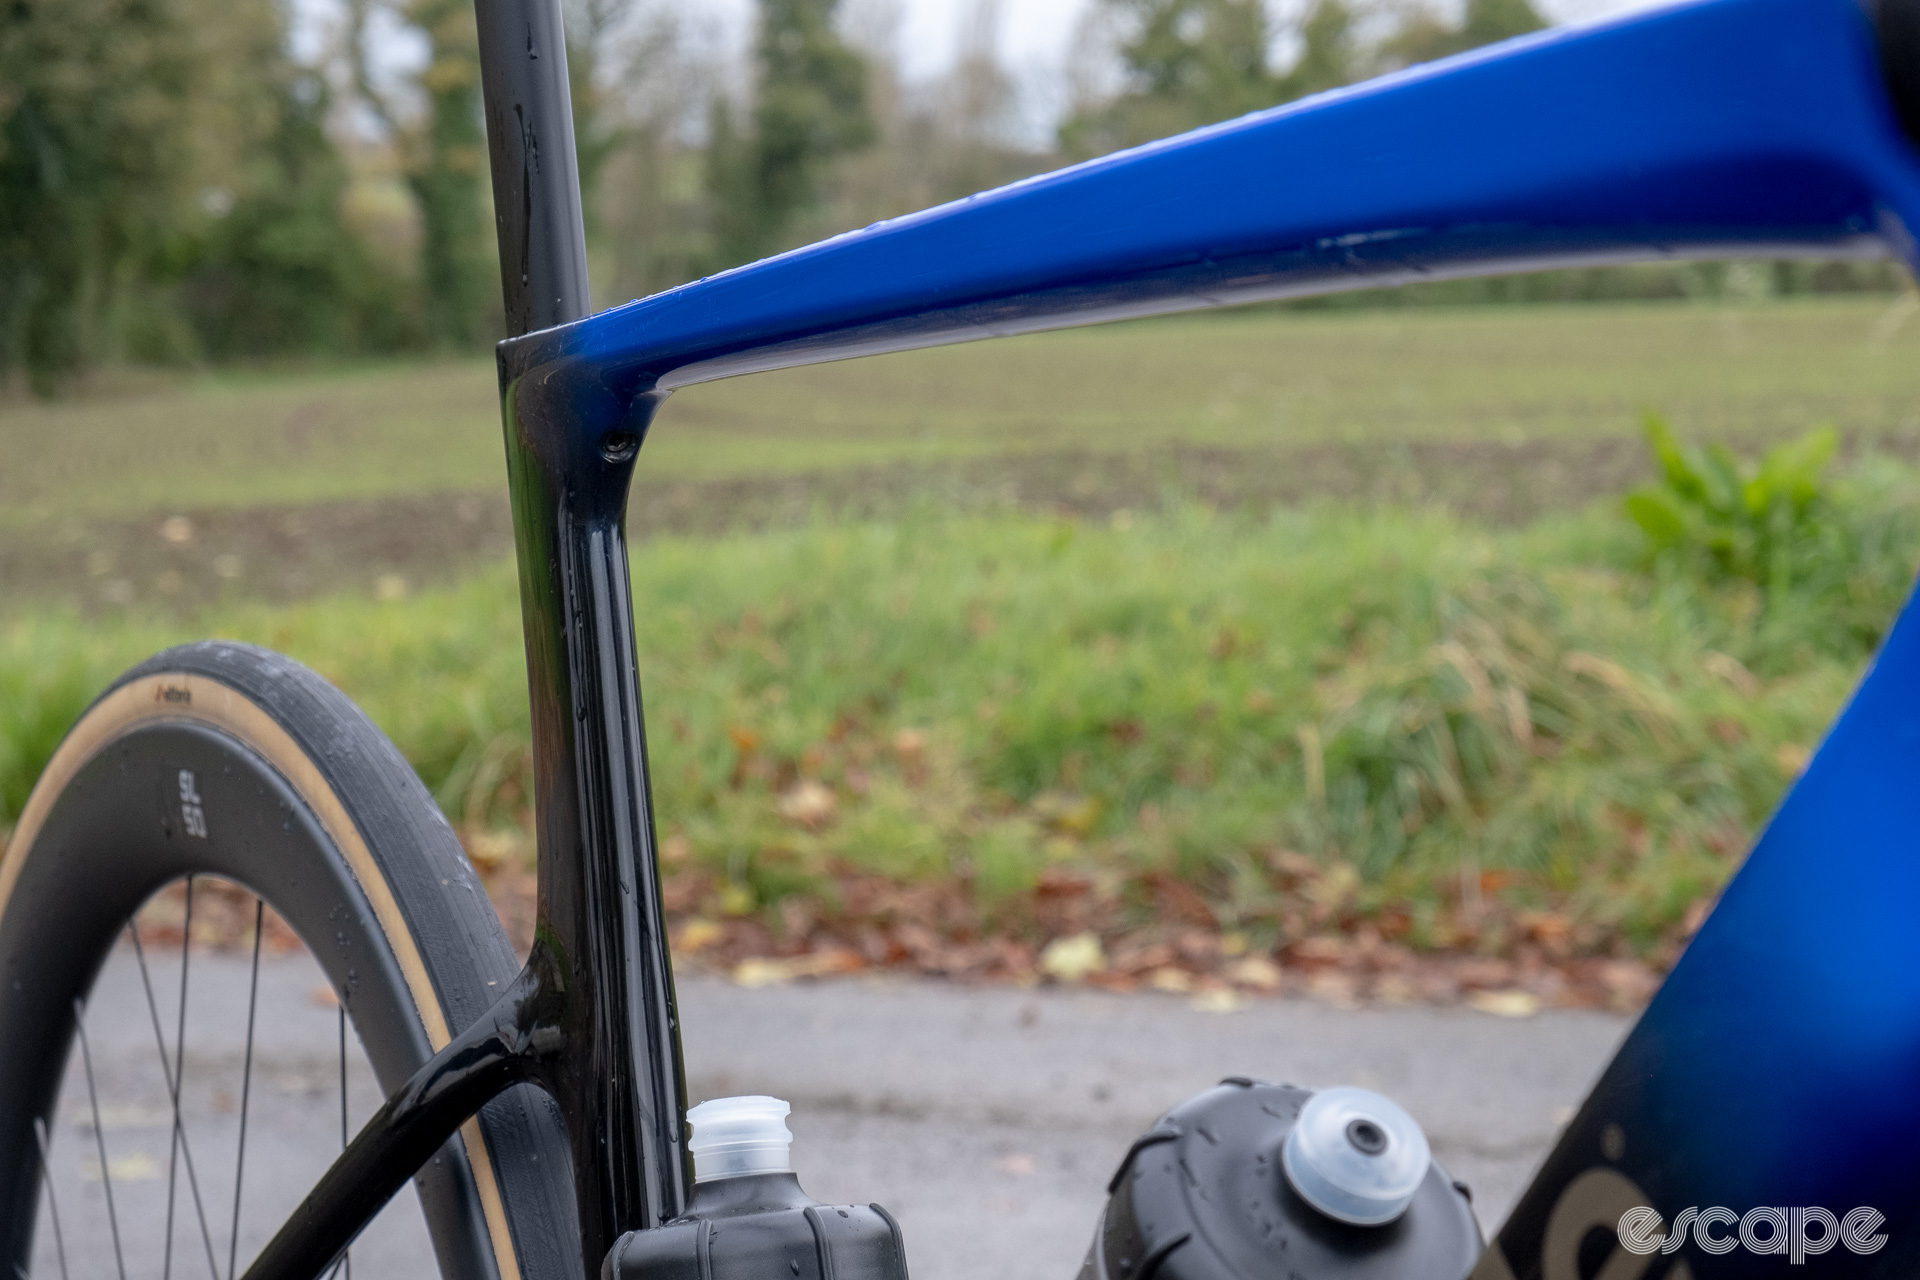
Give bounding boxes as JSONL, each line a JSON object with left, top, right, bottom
{"left": 471, "top": 0, "right": 693, "bottom": 1268}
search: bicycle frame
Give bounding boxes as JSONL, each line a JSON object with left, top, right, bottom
{"left": 237, "top": 0, "right": 1920, "bottom": 1277}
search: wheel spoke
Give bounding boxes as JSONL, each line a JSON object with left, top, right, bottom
{"left": 339, "top": 1004, "right": 351, "bottom": 1280}
{"left": 163, "top": 880, "right": 189, "bottom": 1280}
{"left": 74, "top": 998, "right": 127, "bottom": 1280}
{"left": 164, "top": 880, "right": 222, "bottom": 1280}
{"left": 129, "top": 902, "right": 222, "bottom": 1280}
{"left": 227, "top": 898, "right": 264, "bottom": 1280}
{"left": 34, "top": 1117, "right": 69, "bottom": 1280}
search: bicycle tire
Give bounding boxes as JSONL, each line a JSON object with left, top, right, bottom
{"left": 0, "top": 640, "right": 578, "bottom": 1280}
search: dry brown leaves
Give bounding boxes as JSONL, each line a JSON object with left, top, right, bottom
{"left": 106, "top": 846, "right": 1667, "bottom": 1019}
{"left": 472, "top": 854, "right": 1667, "bottom": 1016}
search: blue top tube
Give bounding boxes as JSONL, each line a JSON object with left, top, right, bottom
{"left": 502, "top": 0, "right": 1920, "bottom": 394}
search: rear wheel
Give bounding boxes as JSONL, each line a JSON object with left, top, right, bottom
{"left": 0, "top": 642, "right": 578, "bottom": 1280}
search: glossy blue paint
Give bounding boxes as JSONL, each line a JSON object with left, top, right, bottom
{"left": 502, "top": 0, "right": 1920, "bottom": 393}
{"left": 495, "top": 0, "right": 1920, "bottom": 1274}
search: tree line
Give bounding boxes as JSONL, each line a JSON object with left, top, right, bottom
{"left": 0, "top": 0, "right": 1898, "bottom": 394}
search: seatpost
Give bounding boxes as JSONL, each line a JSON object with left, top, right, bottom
{"left": 472, "top": 0, "right": 693, "bottom": 1271}
{"left": 474, "top": 0, "right": 591, "bottom": 335}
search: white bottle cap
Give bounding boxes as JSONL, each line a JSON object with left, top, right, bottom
{"left": 1281, "top": 1086, "right": 1431, "bottom": 1226}
{"left": 686, "top": 1096, "right": 794, "bottom": 1183}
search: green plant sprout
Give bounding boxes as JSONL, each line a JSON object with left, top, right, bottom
{"left": 1625, "top": 412, "right": 1839, "bottom": 595}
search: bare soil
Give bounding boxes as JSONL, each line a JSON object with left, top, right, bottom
{"left": 3, "top": 434, "right": 1680, "bottom": 617}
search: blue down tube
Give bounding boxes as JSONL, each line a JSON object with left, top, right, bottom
{"left": 499, "top": 0, "right": 1920, "bottom": 1274}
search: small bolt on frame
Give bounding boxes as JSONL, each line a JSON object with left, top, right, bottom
{"left": 11, "top": 0, "right": 1920, "bottom": 1278}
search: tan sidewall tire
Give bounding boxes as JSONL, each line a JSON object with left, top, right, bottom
{"left": 0, "top": 643, "right": 576, "bottom": 1280}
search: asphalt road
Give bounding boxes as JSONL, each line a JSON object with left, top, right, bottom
{"left": 33, "top": 948, "right": 1631, "bottom": 1280}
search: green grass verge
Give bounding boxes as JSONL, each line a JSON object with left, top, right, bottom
{"left": 6, "top": 463, "right": 1916, "bottom": 961}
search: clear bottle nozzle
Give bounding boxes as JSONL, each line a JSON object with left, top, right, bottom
{"left": 1281, "top": 1085, "right": 1431, "bottom": 1226}
{"left": 686, "top": 1095, "right": 794, "bottom": 1183}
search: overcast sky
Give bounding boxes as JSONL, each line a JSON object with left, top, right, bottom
{"left": 305, "top": 0, "right": 1695, "bottom": 142}
{"left": 717, "top": 0, "right": 1688, "bottom": 84}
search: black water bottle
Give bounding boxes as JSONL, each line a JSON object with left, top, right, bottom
{"left": 602, "top": 1096, "right": 909, "bottom": 1280}
{"left": 1079, "top": 1079, "right": 1481, "bottom": 1280}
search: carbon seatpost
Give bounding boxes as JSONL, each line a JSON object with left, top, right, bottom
{"left": 474, "top": 0, "right": 592, "bottom": 336}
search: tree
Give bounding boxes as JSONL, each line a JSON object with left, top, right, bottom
{"left": 582, "top": 3, "right": 727, "bottom": 303}
{"left": 347, "top": 0, "right": 494, "bottom": 347}
{"left": 1386, "top": 0, "right": 1546, "bottom": 67}
{"left": 564, "top": 0, "right": 632, "bottom": 247}
{"left": 708, "top": 0, "right": 876, "bottom": 267}
{"left": 0, "top": 0, "right": 415, "bottom": 388}
{"left": 0, "top": 0, "right": 199, "bottom": 391}
{"left": 1061, "top": 0, "right": 1278, "bottom": 157}
{"left": 184, "top": 66, "right": 404, "bottom": 357}
{"left": 937, "top": 0, "right": 1022, "bottom": 199}
{"left": 1059, "top": 0, "right": 1365, "bottom": 160}
{"left": 1459, "top": 0, "right": 1546, "bottom": 49}
{"left": 1277, "top": 0, "right": 1362, "bottom": 102}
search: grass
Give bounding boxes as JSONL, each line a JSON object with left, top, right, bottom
{"left": 6, "top": 296, "right": 1920, "bottom": 528}
{"left": 6, "top": 458, "right": 1916, "bottom": 966}
{"left": 7, "top": 294, "right": 1920, "bottom": 986}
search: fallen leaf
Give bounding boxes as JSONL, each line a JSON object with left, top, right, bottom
{"left": 1306, "top": 970, "right": 1360, "bottom": 1009}
{"left": 732, "top": 958, "right": 792, "bottom": 987}
{"left": 1289, "top": 936, "right": 1348, "bottom": 969}
{"left": 1372, "top": 973, "right": 1417, "bottom": 1004}
{"left": 1598, "top": 959, "right": 1659, "bottom": 1008}
{"left": 1039, "top": 932, "right": 1105, "bottom": 983}
{"left": 1467, "top": 989, "right": 1540, "bottom": 1019}
{"left": 1454, "top": 958, "right": 1516, "bottom": 990}
{"left": 675, "top": 918, "right": 724, "bottom": 953}
{"left": 1146, "top": 967, "right": 1193, "bottom": 994}
{"left": 1112, "top": 943, "right": 1174, "bottom": 975}
{"left": 1774, "top": 743, "right": 1812, "bottom": 778}
{"left": 1224, "top": 956, "right": 1283, "bottom": 992}
{"left": 783, "top": 947, "right": 866, "bottom": 979}
{"left": 777, "top": 780, "right": 838, "bottom": 829}
{"left": 84, "top": 1153, "right": 160, "bottom": 1182}
{"left": 1033, "top": 791, "right": 1101, "bottom": 837}
{"left": 1518, "top": 912, "right": 1572, "bottom": 948}
{"left": 159, "top": 516, "right": 193, "bottom": 545}
{"left": 1190, "top": 989, "right": 1245, "bottom": 1014}
{"left": 1084, "top": 971, "right": 1139, "bottom": 993}
{"left": 464, "top": 829, "right": 521, "bottom": 872}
